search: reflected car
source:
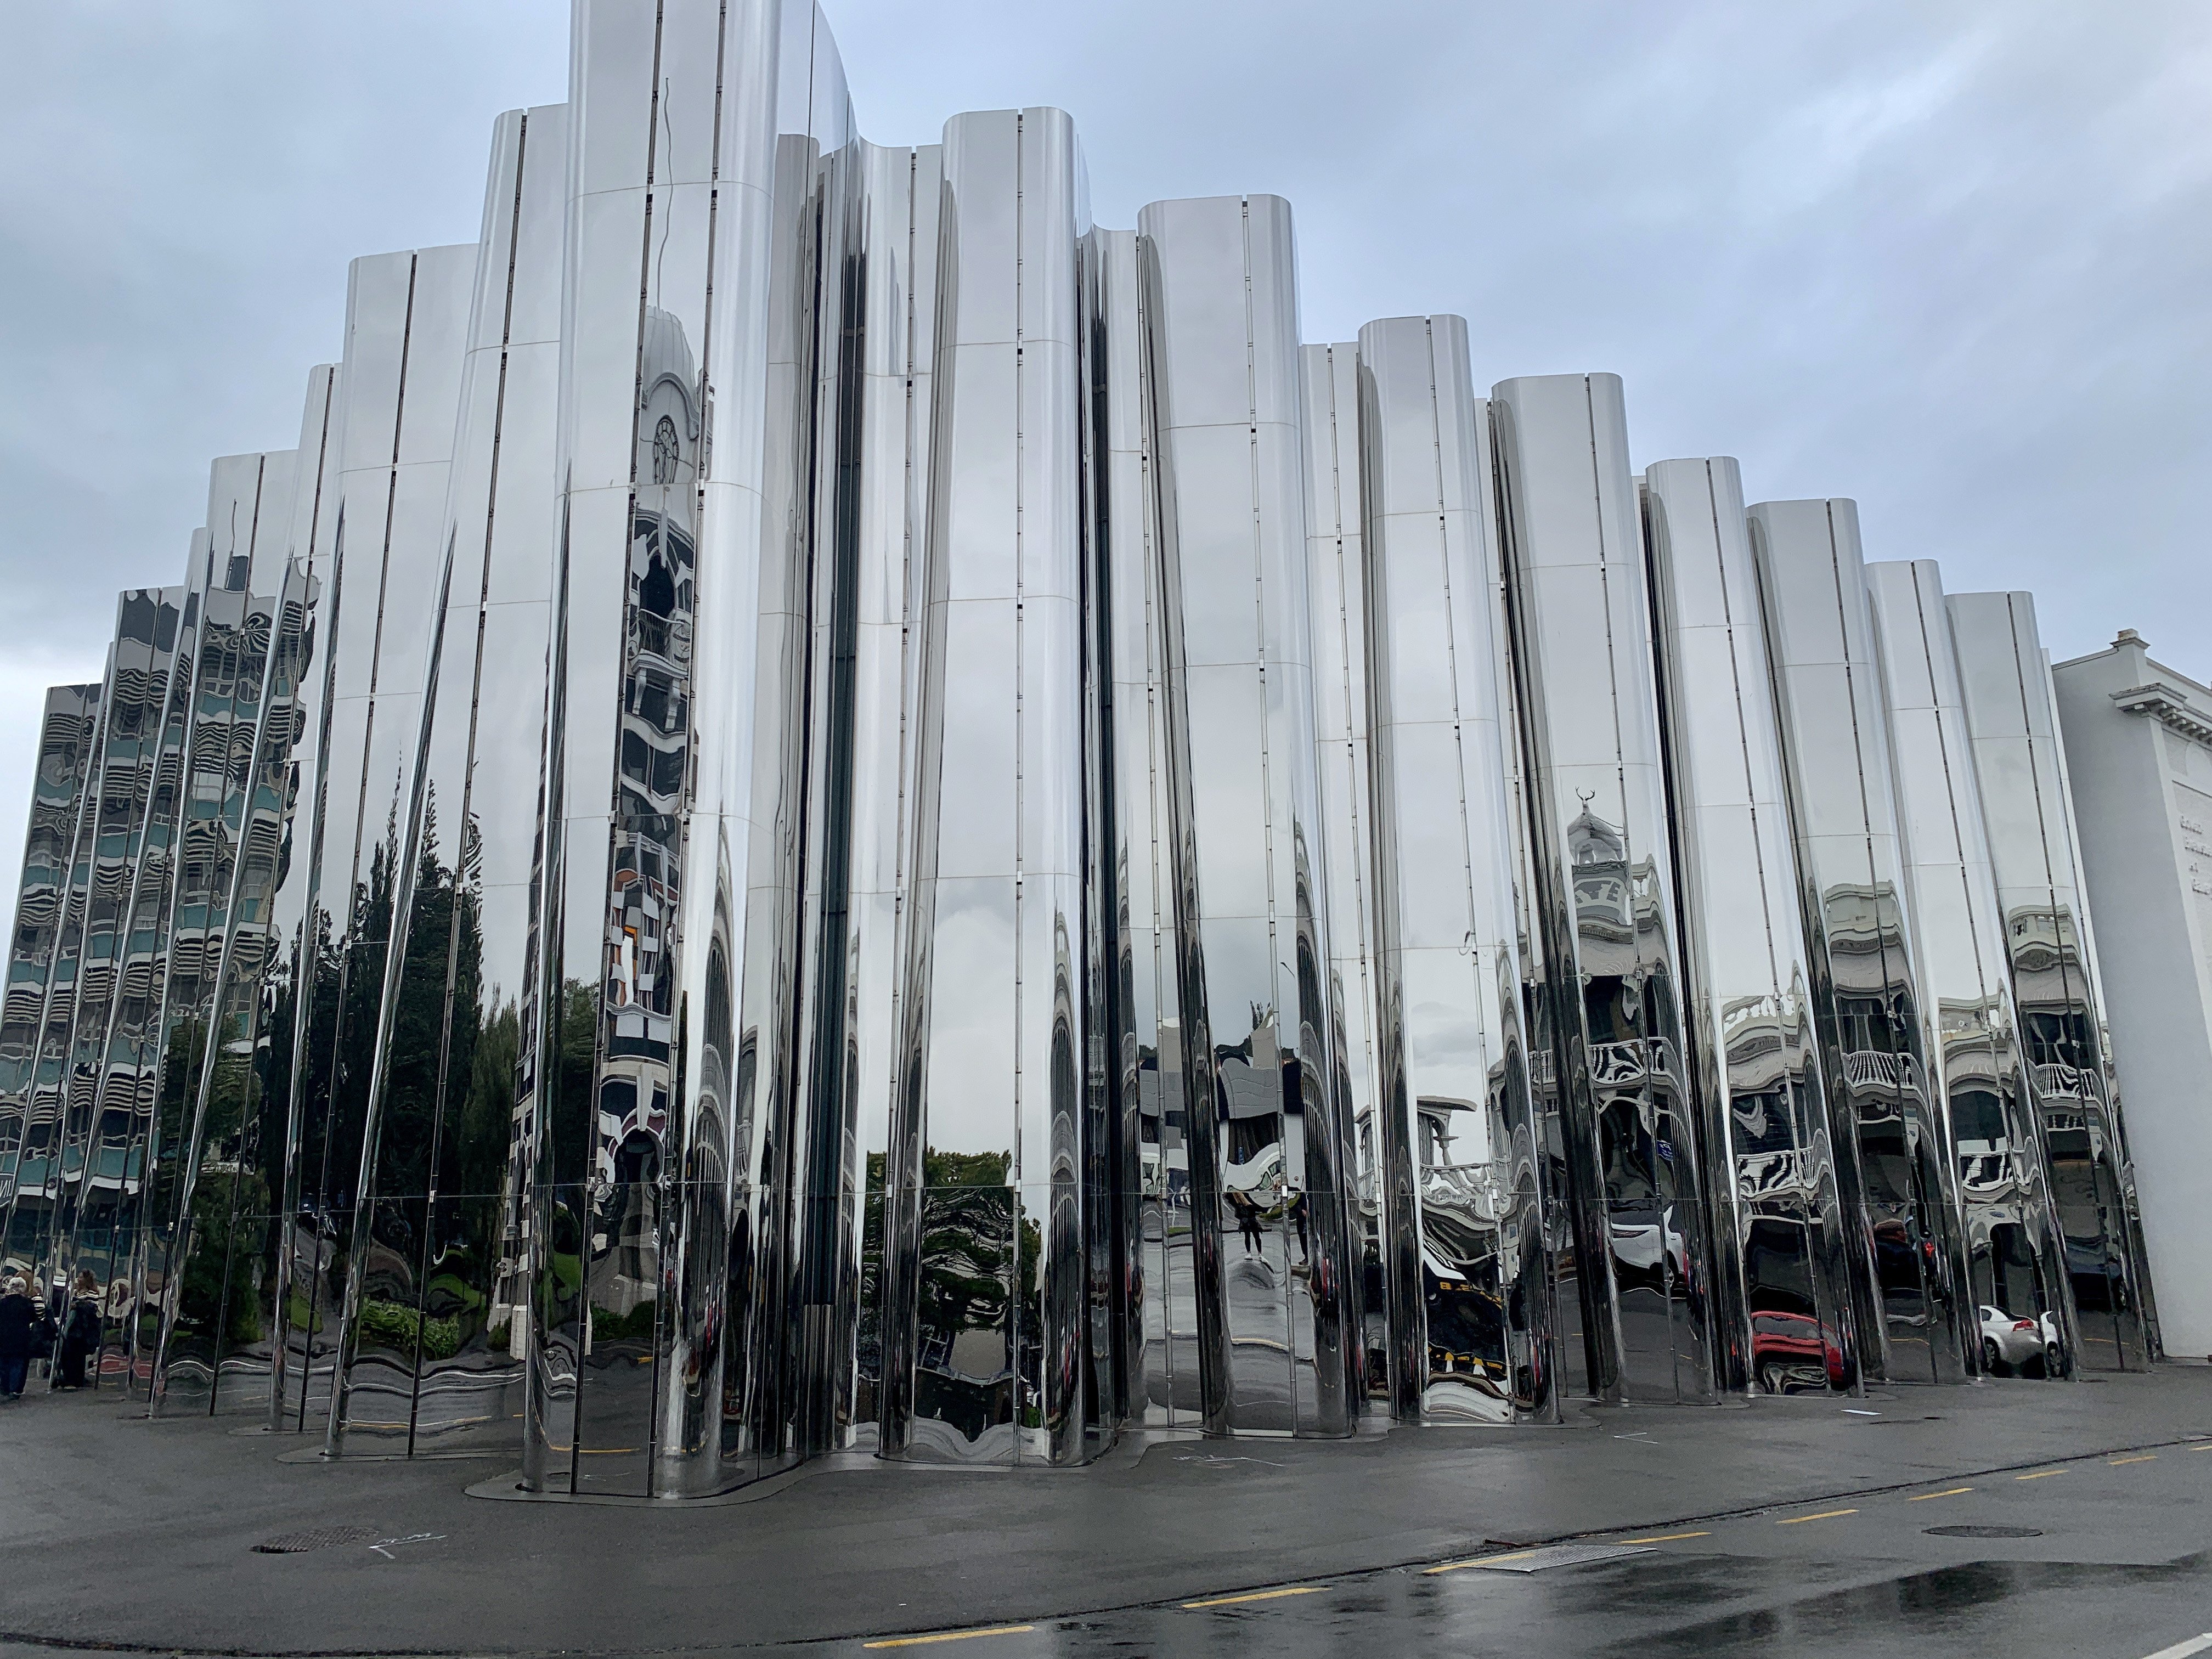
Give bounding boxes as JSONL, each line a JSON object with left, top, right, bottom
{"left": 1978, "top": 1304, "right": 2043, "bottom": 1371}
{"left": 1872, "top": 1217, "right": 1943, "bottom": 1295}
{"left": 1609, "top": 1206, "right": 1690, "bottom": 1290}
{"left": 1750, "top": 1311, "right": 1854, "bottom": 1393}
{"left": 2037, "top": 1313, "right": 2069, "bottom": 1378}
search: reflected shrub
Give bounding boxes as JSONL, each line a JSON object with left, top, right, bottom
{"left": 358, "top": 1296, "right": 462, "bottom": 1360}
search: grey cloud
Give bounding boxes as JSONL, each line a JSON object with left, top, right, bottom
{"left": 2, "top": 0, "right": 2205, "bottom": 936}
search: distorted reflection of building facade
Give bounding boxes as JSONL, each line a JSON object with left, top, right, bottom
{"left": 1644, "top": 459, "right": 1857, "bottom": 1398}
{"left": 0, "top": 0, "right": 2174, "bottom": 1497}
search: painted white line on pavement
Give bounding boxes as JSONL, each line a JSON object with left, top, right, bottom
{"left": 2140, "top": 1636, "right": 2212, "bottom": 1659}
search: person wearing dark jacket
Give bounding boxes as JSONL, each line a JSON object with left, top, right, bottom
{"left": 56, "top": 1269, "right": 101, "bottom": 1389}
{"left": 0, "top": 1275, "right": 54, "bottom": 1400}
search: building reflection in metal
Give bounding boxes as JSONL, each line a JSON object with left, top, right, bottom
{"left": 1142, "top": 195, "right": 1356, "bottom": 1438}
{"left": 1097, "top": 229, "right": 1199, "bottom": 1431}
{"left": 1946, "top": 589, "right": 2151, "bottom": 1370}
{"left": 150, "top": 449, "right": 313, "bottom": 1415}
{"left": 1866, "top": 558, "right": 2076, "bottom": 1378}
{"left": 325, "top": 103, "right": 568, "bottom": 1462}
{"left": 1749, "top": 501, "right": 1974, "bottom": 1383}
{"left": 1359, "top": 317, "right": 1554, "bottom": 1423}
{"left": 1298, "top": 340, "right": 1384, "bottom": 1408}
{"left": 1492, "top": 374, "right": 1714, "bottom": 1404}
{"left": 888, "top": 105, "right": 1110, "bottom": 1466}
{"left": 527, "top": 0, "right": 827, "bottom": 1498}
{"left": 31, "top": 589, "right": 180, "bottom": 1342}
{"left": 1, "top": 686, "right": 107, "bottom": 1264}
{"left": 1645, "top": 460, "right": 1857, "bottom": 1396}
{"left": 3, "top": 0, "right": 2167, "bottom": 1488}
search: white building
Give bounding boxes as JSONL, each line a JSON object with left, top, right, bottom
{"left": 2053, "top": 630, "right": 2212, "bottom": 1359}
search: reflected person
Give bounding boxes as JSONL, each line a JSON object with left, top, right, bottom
{"left": 0, "top": 1276, "right": 52, "bottom": 1401}
{"left": 1230, "top": 1189, "right": 1265, "bottom": 1256}
{"left": 55, "top": 1271, "right": 100, "bottom": 1390}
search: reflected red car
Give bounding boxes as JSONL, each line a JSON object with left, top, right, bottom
{"left": 1751, "top": 1310, "right": 1854, "bottom": 1393}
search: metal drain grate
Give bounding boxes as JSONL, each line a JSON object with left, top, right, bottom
{"left": 1923, "top": 1525, "right": 2044, "bottom": 1539}
{"left": 253, "top": 1525, "right": 382, "bottom": 1554}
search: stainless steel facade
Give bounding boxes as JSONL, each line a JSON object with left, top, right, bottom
{"left": 1866, "top": 560, "right": 2077, "bottom": 1376}
{"left": 1493, "top": 374, "right": 1715, "bottom": 1404}
{"left": 1645, "top": 459, "right": 1855, "bottom": 1395}
{"left": 0, "top": 0, "right": 2164, "bottom": 1484}
{"left": 1358, "top": 317, "right": 1551, "bottom": 1422}
{"left": 1948, "top": 591, "right": 2152, "bottom": 1370}
{"left": 1751, "top": 500, "right": 1976, "bottom": 1383}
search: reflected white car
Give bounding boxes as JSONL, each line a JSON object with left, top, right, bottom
{"left": 1978, "top": 1304, "right": 2042, "bottom": 1369}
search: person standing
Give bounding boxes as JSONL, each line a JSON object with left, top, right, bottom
{"left": 56, "top": 1269, "right": 101, "bottom": 1389}
{"left": 0, "top": 1275, "right": 53, "bottom": 1401}
{"left": 1229, "top": 1189, "right": 1265, "bottom": 1257}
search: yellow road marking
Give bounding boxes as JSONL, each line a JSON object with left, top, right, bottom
{"left": 2112, "top": 1455, "right": 2158, "bottom": 1466}
{"left": 862, "top": 1627, "right": 1036, "bottom": 1649}
{"left": 1621, "top": 1531, "right": 1711, "bottom": 1543}
{"left": 2016, "top": 1470, "right": 2067, "bottom": 1481}
{"left": 2193, "top": 1444, "right": 2212, "bottom": 1453}
{"left": 1777, "top": 1508, "right": 1858, "bottom": 1525}
{"left": 1425, "top": 1551, "right": 1536, "bottom": 1575}
{"left": 1181, "top": 1587, "right": 1321, "bottom": 1609}
{"left": 1909, "top": 1487, "right": 1974, "bottom": 1501}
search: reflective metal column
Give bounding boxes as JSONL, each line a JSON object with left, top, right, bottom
{"left": 527, "top": 0, "right": 827, "bottom": 1496}
{"left": 1866, "top": 559, "right": 2076, "bottom": 1378}
{"left": 1299, "top": 340, "right": 1383, "bottom": 1410}
{"left": 1093, "top": 227, "right": 1195, "bottom": 1429}
{"left": 1141, "top": 193, "right": 1355, "bottom": 1437}
{"left": 1359, "top": 317, "right": 1554, "bottom": 1422}
{"left": 268, "top": 245, "right": 474, "bottom": 1428}
{"left": 1491, "top": 372, "right": 1714, "bottom": 1404}
{"left": 9, "top": 619, "right": 133, "bottom": 1300}
{"left": 333, "top": 104, "right": 569, "bottom": 1460}
{"left": 1750, "top": 501, "right": 1972, "bottom": 1382}
{"left": 153, "top": 449, "right": 311, "bottom": 1415}
{"left": 786, "top": 137, "right": 944, "bottom": 1457}
{"left": 1645, "top": 458, "right": 1859, "bottom": 1395}
{"left": 54, "top": 591, "right": 189, "bottom": 1394}
{"left": 886, "top": 106, "right": 1101, "bottom": 1465}
{"left": 258, "top": 363, "right": 348, "bottom": 1429}
{"left": 0, "top": 685, "right": 104, "bottom": 1269}
{"left": 41, "top": 592, "right": 187, "bottom": 1392}
{"left": 1948, "top": 589, "right": 2153, "bottom": 1373}
{"left": 107, "top": 554, "right": 213, "bottom": 1400}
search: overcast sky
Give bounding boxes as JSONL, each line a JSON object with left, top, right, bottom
{"left": 3, "top": 0, "right": 2207, "bottom": 940}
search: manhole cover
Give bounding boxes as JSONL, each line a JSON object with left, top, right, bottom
{"left": 253, "top": 1525, "right": 382, "bottom": 1554}
{"left": 1923, "top": 1525, "right": 2044, "bottom": 1539}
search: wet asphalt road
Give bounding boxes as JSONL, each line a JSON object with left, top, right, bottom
{"left": 3, "top": 1368, "right": 2210, "bottom": 1657}
{"left": 812, "top": 1441, "right": 2212, "bottom": 1656}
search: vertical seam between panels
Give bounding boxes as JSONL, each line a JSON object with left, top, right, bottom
{"left": 1327, "top": 348, "right": 1374, "bottom": 1148}
{"left": 2005, "top": 599, "right": 2076, "bottom": 1022}
{"left": 1243, "top": 201, "right": 1278, "bottom": 1011}
{"left": 424, "top": 115, "right": 534, "bottom": 1453}
{"left": 1909, "top": 568, "right": 1993, "bottom": 1008}
{"left": 1428, "top": 327, "right": 1480, "bottom": 1005}
{"left": 1707, "top": 467, "right": 1780, "bottom": 990}
{"left": 365, "top": 256, "right": 419, "bottom": 709}
{"left": 1013, "top": 114, "right": 1027, "bottom": 1192}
